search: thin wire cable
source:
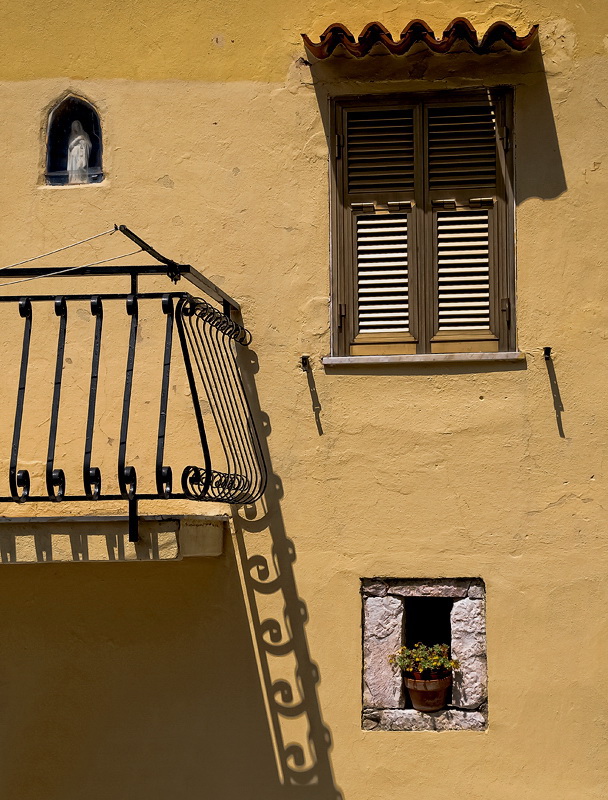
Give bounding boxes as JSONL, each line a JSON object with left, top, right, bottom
{"left": 0, "top": 249, "right": 143, "bottom": 288}
{"left": 0, "top": 228, "right": 116, "bottom": 272}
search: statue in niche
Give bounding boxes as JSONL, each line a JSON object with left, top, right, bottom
{"left": 67, "top": 121, "right": 92, "bottom": 184}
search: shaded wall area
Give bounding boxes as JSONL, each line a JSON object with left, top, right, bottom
{"left": 309, "top": 41, "right": 567, "bottom": 206}
{"left": 0, "top": 544, "right": 300, "bottom": 800}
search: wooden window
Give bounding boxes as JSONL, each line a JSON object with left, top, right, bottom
{"left": 331, "top": 89, "right": 514, "bottom": 356}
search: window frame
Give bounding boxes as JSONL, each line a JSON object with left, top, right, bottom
{"left": 329, "top": 87, "right": 516, "bottom": 358}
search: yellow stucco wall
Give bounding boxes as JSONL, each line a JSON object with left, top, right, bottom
{"left": 0, "top": 2, "right": 606, "bottom": 798}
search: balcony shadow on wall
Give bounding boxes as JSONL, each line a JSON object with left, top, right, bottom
{"left": 0, "top": 359, "right": 340, "bottom": 799}
{"left": 230, "top": 345, "right": 342, "bottom": 799}
{"left": 308, "top": 38, "right": 566, "bottom": 204}
{"left": 0, "top": 536, "right": 333, "bottom": 800}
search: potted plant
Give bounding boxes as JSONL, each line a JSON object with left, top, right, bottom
{"left": 389, "top": 642, "right": 459, "bottom": 712}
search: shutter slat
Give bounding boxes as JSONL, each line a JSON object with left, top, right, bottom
{"left": 359, "top": 269, "right": 408, "bottom": 275}
{"left": 428, "top": 104, "right": 497, "bottom": 190}
{"left": 357, "top": 214, "right": 409, "bottom": 334}
{"left": 430, "top": 140, "right": 495, "bottom": 147}
{"left": 349, "top": 179, "right": 413, "bottom": 188}
{"left": 350, "top": 171, "right": 415, "bottom": 180}
{"left": 349, "top": 131, "right": 413, "bottom": 138}
{"left": 430, "top": 165, "right": 496, "bottom": 175}
{"left": 430, "top": 156, "right": 496, "bottom": 166}
{"left": 350, "top": 163, "right": 414, "bottom": 171}
{"left": 437, "top": 210, "right": 491, "bottom": 331}
{"left": 348, "top": 146, "right": 414, "bottom": 154}
{"left": 346, "top": 108, "right": 415, "bottom": 193}
{"left": 358, "top": 236, "right": 408, "bottom": 242}
{"left": 359, "top": 244, "right": 408, "bottom": 251}
{"left": 359, "top": 226, "right": 408, "bottom": 232}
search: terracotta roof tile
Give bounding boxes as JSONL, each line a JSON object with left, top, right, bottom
{"left": 301, "top": 18, "right": 538, "bottom": 59}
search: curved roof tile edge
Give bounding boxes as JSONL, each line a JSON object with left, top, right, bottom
{"left": 301, "top": 18, "right": 539, "bottom": 59}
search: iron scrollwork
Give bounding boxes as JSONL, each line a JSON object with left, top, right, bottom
{"left": 175, "top": 295, "right": 266, "bottom": 505}
{"left": 1, "top": 285, "right": 266, "bottom": 518}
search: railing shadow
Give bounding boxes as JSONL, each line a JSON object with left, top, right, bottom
{"left": 231, "top": 345, "right": 342, "bottom": 798}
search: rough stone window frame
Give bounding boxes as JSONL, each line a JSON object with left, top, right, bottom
{"left": 329, "top": 88, "right": 515, "bottom": 357}
{"left": 361, "top": 578, "right": 488, "bottom": 732}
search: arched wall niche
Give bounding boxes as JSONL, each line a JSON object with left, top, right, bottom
{"left": 46, "top": 94, "right": 103, "bottom": 185}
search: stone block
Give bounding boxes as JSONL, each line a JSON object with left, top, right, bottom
{"left": 361, "top": 710, "right": 381, "bottom": 730}
{"left": 468, "top": 581, "right": 485, "bottom": 599}
{"left": 363, "top": 596, "right": 404, "bottom": 708}
{"left": 361, "top": 579, "right": 388, "bottom": 597}
{"left": 379, "top": 709, "right": 435, "bottom": 731}
{"left": 433, "top": 710, "right": 486, "bottom": 731}
{"left": 388, "top": 579, "right": 470, "bottom": 598}
{"left": 450, "top": 598, "right": 487, "bottom": 709}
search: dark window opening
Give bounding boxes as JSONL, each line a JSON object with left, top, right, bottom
{"left": 46, "top": 96, "right": 103, "bottom": 186}
{"left": 403, "top": 597, "right": 453, "bottom": 709}
{"left": 404, "top": 597, "right": 453, "bottom": 648}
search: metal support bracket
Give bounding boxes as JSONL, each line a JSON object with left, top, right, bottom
{"left": 128, "top": 496, "right": 139, "bottom": 543}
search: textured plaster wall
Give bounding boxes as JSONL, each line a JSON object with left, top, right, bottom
{"left": 0, "top": 1, "right": 606, "bottom": 799}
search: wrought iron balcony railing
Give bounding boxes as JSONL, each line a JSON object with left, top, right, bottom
{"left": 0, "top": 226, "right": 267, "bottom": 540}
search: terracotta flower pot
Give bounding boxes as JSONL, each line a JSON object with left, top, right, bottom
{"left": 404, "top": 672, "right": 452, "bottom": 712}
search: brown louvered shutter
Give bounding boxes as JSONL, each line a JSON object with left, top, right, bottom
{"left": 331, "top": 91, "right": 514, "bottom": 356}
{"left": 436, "top": 209, "right": 492, "bottom": 331}
{"left": 335, "top": 101, "right": 420, "bottom": 355}
{"left": 425, "top": 96, "right": 511, "bottom": 353}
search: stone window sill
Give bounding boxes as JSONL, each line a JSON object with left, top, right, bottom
{"left": 323, "top": 352, "right": 525, "bottom": 366}
{"left": 363, "top": 708, "right": 486, "bottom": 732}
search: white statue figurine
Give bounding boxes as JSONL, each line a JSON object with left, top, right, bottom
{"left": 67, "top": 121, "right": 92, "bottom": 184}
